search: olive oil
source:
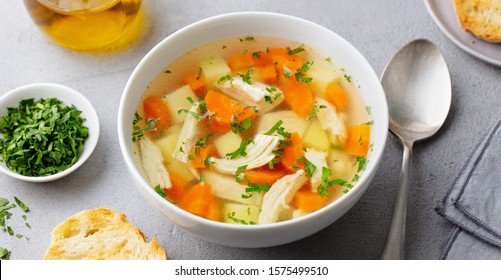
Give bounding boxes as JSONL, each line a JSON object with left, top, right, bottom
{"left": 24, "top": 0, "right": 143, "bottom": 51}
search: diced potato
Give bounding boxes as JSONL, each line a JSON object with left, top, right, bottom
{"left": 213, "top": 131, "right": 242, "bottom": 157}
{"left": 154, "top": 124, "right": 182, "bottom": 164}
{"left": 166, "top": 159, "right": 197, "bottom": 183}
{"left": 308, "top": 59, "right": 341, "bottom": 97}
{"left": 302, "top": 120, "right": 330, "bottom": 151}
{"left": 256, "top": 110, "right": 308, "bottom": 137}
{"left": 200, "top": 57, "right": 231, "bottom": 85}
{"left": 222, "top": 203, "right": 260, "bottom": 225}
{"left": 328, "top": 149, "right": 357, "bottom": 181}
{"left": 163, "top": 85, "right": 197, "bottom": 124}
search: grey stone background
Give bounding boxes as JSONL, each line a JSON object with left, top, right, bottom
{"left": 0, "top": 0, "right": 499, "bottom": 260}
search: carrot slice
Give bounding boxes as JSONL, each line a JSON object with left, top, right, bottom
{"left": 280, "top": 132, "right": 305, "bottom": 173}
{"left": 164, "top": 174, "right": 187, "bottom": 204}
{"left": 345, "top": 124, "right": 371, "bottom": 156}
{"left": 189, "top": 144, "right": 218, "bottom": 169}
{"left": 292, "top": 190, "right": 328, "bottom": 212}
{"left": 241, "top": 166, "right": 287, "bottom": 186}
{"left": 178, "top": 183, "right": 220, "bottom": 221}
{"left": 204, "top": 90, "right": 255, "bottom": 133}
{"left": 267, "top": 47, "right": 303, "bottom": 73}
{"left": 325, "top": 83, "right": 349, "bottom": 111}
{"left": 143, "top": 95, "right": 173, "bottom": 134}
{"left": 228, "top": 51, "right": 271, "bottom": 72}
{"left": 259, "top": 64, "right": 278, "bottom": 85}
{"left": 278, "top": 78, "right": 315, "bottom": 118}
{"left": 181, "top": 73, "right": 207, "bottom": 96}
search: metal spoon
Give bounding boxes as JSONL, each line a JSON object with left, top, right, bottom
{"left": 380, "top": 39, "right": 451, "bottom": 260}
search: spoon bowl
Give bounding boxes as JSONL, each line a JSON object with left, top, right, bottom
{"left": 381, "top": 39, "right": 451, "bottom": 259}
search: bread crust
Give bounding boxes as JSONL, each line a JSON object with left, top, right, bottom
{"left": 453, "top": 0, "right": 501, "bottom": 43}
{"left": 44, "top": 208, "right": 167, "bottom": 260}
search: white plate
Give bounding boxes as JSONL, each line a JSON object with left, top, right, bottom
{"left": 424, "top": 0, "right": 501, "bottom": 67}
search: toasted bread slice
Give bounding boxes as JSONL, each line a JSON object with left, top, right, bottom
{"left": 44, "top": 208, "right": 166, "bottom": 260}
{"left": 453, "top": 0, "right": 501, "bottom": 42}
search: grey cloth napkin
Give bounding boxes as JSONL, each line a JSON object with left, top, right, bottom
{"left": 436, "top": 116, "right": 501, "bottom": 259}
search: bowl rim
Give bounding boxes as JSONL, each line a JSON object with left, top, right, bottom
{"left": 118, "top": 11, "right": 388, "bottom": 231}
{"left": 0, "top": 83, "right": 100, "bottom": 183}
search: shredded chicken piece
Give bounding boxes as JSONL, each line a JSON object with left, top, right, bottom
{"left": 139, "top": 137, "right": 172, "bottom": 189}
{"left": 212, "top": 134, "right": 280, "bottom": 174}
{"left": 258, "top": 170, "right": 307, "bottom": 224}
{"left": 215, "top": 76, "right": 284, "bottom": 114}
{"left": 315, "top": 97, "right": 347, "bottom": 145}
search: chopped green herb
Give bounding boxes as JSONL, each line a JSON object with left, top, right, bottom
{"left": 295, "top": 61, "right": 314, "bottom": 85}
{"left": 0, "top": 98, "right": 89, "bottom": 176}
{"left": 279, "top": 140, "right": 293, "bottom": 147}
{"left": 240, "top": 36, "right": 255, "bottom": 42}
{"left": 326, "top": 57, "right": 331, "bottom": 62}
{"left": 252, "top": 52, "right": 261, "bottom": 58}
{"left": 196, "top": 135, "right": 209, "bottom": 147}
{"left": 352, "top": 173, "right": 361, "bottom": 182}
{"left": 306, "top": 103, "right": 326, "bottom": 121}
{"left": 16, "top": 233, "right": 22, "bottom": 239}
{"left": 0, "top": 247, "right": 10, "bottom": 260}
{"left": 264, "top": 120, "right": 291, "bottom": 138}
{"left": 344, "top": 74, "right": 352, "bottom": 82}
{"left": 236, "top": 165, "right": 248, "bottom": 174}
{"left": 241, "top": 193, "right": 253, "bottom": 199}
{"left": 237, "top": 67, "right": 253, "bottom": 85}
{"left": 230, "top": 117, "right": 252, "bottom": 134}
{"left": 226, "top": 138, "right": 253, "bottom": 159}
{"left": 0, "top": 198, "right": 9, "bottom": 207}
{"left": 245, "top": 106, "right": 259, "bottom": 113}
{"left": 297, "top": 156, "right": 316, "bottom": 178}
{"left": 287, "top": 44, "right": 305, "bottom": 55}
{"left": 22, "top": 214, "right": 27, "bottom": 221}
{"left": 179, "top": 146, "right": 184, "bottom": 153}
{"left": 268, "top": 157, "right": 281, "bottom": 170}
{"left": 264, "top": 96, "right": 272, "bottom": 104}
{"left": 366, "top": 105, "right": 372, "bottom": 115}
{"left": 227, "top": 212, "right": 255, "bottom": 225}
{"left": 283, "top": 67, "right": 293, "bottom": 78}
{"left": 7, "top": 226, "right": 14, "bottom": 235}
{"left": 355, "top": 156, "right": 368, "bottom": 172}
{"left": 177, "top": 108, "right": 212, "bottom": 121}
{"left": 200, "top": 175, "right": 205, "bottom": 183}
{"left": 203, "top": 155, "right": 214, "bottom": 168}
{"left": 14, "top": 196, "right": 29, "bottom": 212}
{"left": 132, "top": 112, "right": 157, "bottom": 142}
{"left": 243, "top": 49, "right": 248, "bottom": 54}
{"left": 222, "top": 45, "right": 227, "bottom": 49}
{"left": 164, "top": 70, "right": 171, "bottom": 74}
{"left": 364, "top": 120, "right": 374, "bottom": 126}
{"left": 217, "top": 74, "right": 233, "bottom": 84}
{"left": 196, "top": 67, "right": 203, "bottom": 80}
{"left": 246, "top": 182, "right": 270, "bottom": 193}
{"left": 188, "top": 154, "right": 195, "bottom": 161}
{"left": 154, "top": 185, "right": 165, "bottom": 197}
{"left": 25, "top": 223, "right": 31, "bottom": 229}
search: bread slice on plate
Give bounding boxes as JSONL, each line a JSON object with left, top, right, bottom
{"left": 453, "top": 0, "right": 501, "bottom": 43}
{"left": 44, "top": 208, "right": 167, "bottom": 260}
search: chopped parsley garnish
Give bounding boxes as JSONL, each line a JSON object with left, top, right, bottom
{"left": 297, "top": 156, "right": 316, "bottom": 178}
{"left": 237, "top": 67, "right": 253, "bottom": 85}
{"left": 355, "top": 156, "right": 368, "bottom": 172}
{"left": 264, "top": 120, "right": 291, "bottom": 138}
{"left": 178, "top": 99, "right": 213, "bottom": 121}
{"left": 317, "top": 167, "right": 353, "bottom": 197}
{"left": 222, "top": 45, "right": 227, "bottom": 49}
{"left": 306, "top": 103, "right": 327, "bottom": 121}
{"left": 230, "top": 117, "right": 252, "bottom": 134}
{"left": 240, "top": 36, "right": 255, "bottom": 42}
{"left": 196, "top": 135, "right": 209, "bottom": 147}
{"left": 164, "top": 70, "right": 171, "bottom": 74}
{"left": 132, "top": 112, "right": 157, "bottom": 142}
{"left": 246, "top": 182, "right": 270, "bottom": 193}
{"left": 227, "top": 212, "right": 256, "bottom": 225}
{"left": 25, "top": 223, "right": 31, "bottom": 229}
{"left": 344, "top": 74, "right": 352, "bottom": 82}
{"left": 200, "top": 175, "right": 205, "bottom": 183}
{"left": 0, "top": 247, "right": 10, "bottom": 260}
{"left": 287, "top": 44, "right": 305, "bottom": 55}
{"left": 196, "top": 67, "right": 203, "bottom": 80}
{"left": 241, "top": 193, "right": 253, "bottom": 199}
{"left": 283, "top": 67, "right": 293, "bottom": 78}
{"left": 366, "top": 105, "right": 372, "bottom": 115}
{"left": 203, "top": 155, "right": 215, "bottom": 168}
{"left": 264, "top": 87, "right": 282, "bottom": 104}
{"left": 364, "top": 120, "right": 374, "bottom": 126}
{"left": 154, "top": 185, "right": 166, "bottom": 197}
{"left": 0, "top": 98, "right": 89, "bottom": 176}
{"left": 326, "top": 57, "right": 331, "bottom": 62}
{"left": 226, "top": 138, "right": 253, "bottom": 159}
{"left": 294, "top": 61, "right": 314, "bottom": 84}
{"left": 217, "top": 74, "right": 233, "bottom": 84}
{"left": 252, "top": 52, "right": 261, "bottom": 58}
{"left": 236, "top": 165, "right": 248, "bottom": 175}
{"left": 14, "top": 197, "right": 29, "bottom": 213}
{"left": 268, "top": 157, "right": 281, "bottom": 169}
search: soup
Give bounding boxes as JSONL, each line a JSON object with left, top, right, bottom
{"left": 132, "top": 36, "right": 372, "bottom": 225}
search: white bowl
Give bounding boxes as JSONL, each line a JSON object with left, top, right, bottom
{"left": 118, "top": 12, "right": 388, "bottom": 248}
{"left": 0, "top": 83, "right": 100, "bottom": 183}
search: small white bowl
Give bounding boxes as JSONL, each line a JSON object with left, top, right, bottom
{"left": 118, "top": 12, "right": 388, "bottom": 247}
{"left": 0, "top": 83, "right": 100, "bottom": 182}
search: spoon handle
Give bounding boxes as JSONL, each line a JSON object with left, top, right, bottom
{"left": 381, "top": 140, "right": 413, "bottom": 260}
